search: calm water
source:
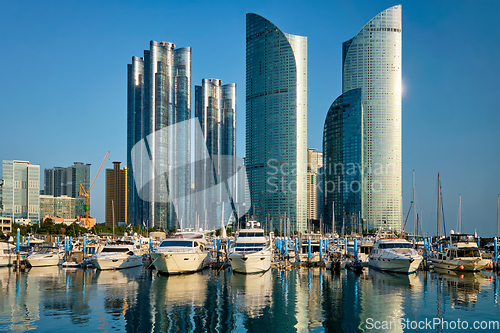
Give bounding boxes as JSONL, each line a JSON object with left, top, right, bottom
{"left": 0, "top": 266, "right": 498, "bottom": 332}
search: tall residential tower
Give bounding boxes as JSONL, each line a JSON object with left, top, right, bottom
{"left": 246, "top": 13, "right": 308, "bottom": 233}
{"left": 323, "top": 5, "right": 402, "bottom": 233}
{"left": 127, "top": 41, "right": 191, "bottom": 230}
{"left": 195, "top": 79, "right": 236, "bottom": 226}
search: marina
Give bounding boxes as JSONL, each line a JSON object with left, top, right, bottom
{"left": 0, "top": 265, "right": 499, "bottom": 332}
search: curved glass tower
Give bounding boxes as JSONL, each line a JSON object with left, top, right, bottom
{"left": 246, "top": 13, "right": 307, "bottom": 233}
{"left": 324, "top": 5, "right": 402, "bottom": 233}
{"left": 127, "top": 41, "right": 191, "bottom": 229}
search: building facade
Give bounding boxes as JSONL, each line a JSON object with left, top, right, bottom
{"left": 105, "top": 162, "right": 127, "bottom": 227}
{"left": 246, "top": 13, "right": 308, "bottom": 233}
{"left": 127, "top": 41, "right": 191, "bottom": 230}
{"left": 323, "top": 5, "right": 402, "bottom": 233}
{"left": 307, "top": 149, "right": 322, "bottom": 221}
{"left": 1, "top": 160, "right": 40, "bottom": 223}
{"left": 194, "top": 79, "right": 236, "bottom": 227}
{"left": 44, "top": 163, "right": 90, "bottom": 218}
{"left": 39, "top": 195, "right": 75, "bottom": 220}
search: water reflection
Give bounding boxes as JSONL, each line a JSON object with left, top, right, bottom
{"left": 433, "top": 268, "right": 490, "bottom": 309}
{"left": 230, "top": 270, "right": 272, "bottom": 318}
{"left": 0, "top": 267, "right": 498, "bottom": 332}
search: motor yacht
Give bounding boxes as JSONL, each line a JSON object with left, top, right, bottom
{"left": 0, "top": 242, "right": 13, "bottom": 267}
{"left": 429, "top": 233, "right": 489, "bottom": 271}
{"left": 93, "top": 243, "right": 143, "bottom": 270}
{"left": 150, "top": 232, "right": 211, "bottom": 275}
{"left": 228, "top": 225, "right": 272, "bottom": 274}
{"left": 26, "top": 246, "right": 61, "bottom": 267}
{"left": 368, "top": 238, "right": 423, "bottom": 274}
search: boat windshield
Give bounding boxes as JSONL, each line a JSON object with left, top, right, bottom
{"left": 238, "top": 232, "right": 264, "bottom": 237}
{"left": 160, "top": 240, "right": 194, "bottom": 247}
{"left": 379, "top": 243, "right": 412, "bottom": 249}
{"left": 234, "top": 243, "right": 265, "bottom": 252}
{"left": 457, "top": 249, "right": 480, "bottom": 257}
{"left": 101, "top": 247, "right": 131, "bottom": 253}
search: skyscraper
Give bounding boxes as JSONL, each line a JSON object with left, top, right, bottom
{"left": 127, "top": 41, "right": 191, "bottom": 229}
{"left": 106, "top": 162, "right": 127, "bottom": 227}
{"left": 44, "top": 162, "right": 90, "bottom": 218}
{"left": 195, "top": 79, "right": 236, "bottom": 226}
{"left": 323, "top": 5, "right": 402, "bottom": 233}
{"left": 307, "top": 149, "right": 322, "bottom": 221}
{"left": 1, "top": 160, "right": 40, "bottom": 223}
{"left": 246, "top": 13, "right": 307, "bottom": 233}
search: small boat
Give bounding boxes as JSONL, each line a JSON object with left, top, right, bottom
{"left": 62, "top": 261, "right": 81, "bottom": 268}
{"left": 93, "top": 243, "right": 143, "bottom": 270}
{"left": 150, "top": 232, "right": 211, "bottom": 275}
{"left": 0, "top": 242, "right": 13, "bottom": 267}
{"left": 369, "top": 238, "right": 423, "bottom": 274}
{"left": 429, "top": 233, "right": 489, "bottom": 271}
{"left": 27, "top": 246, "right": 61, "bottom": 267}
{"left": 228, "top": 225, "right": 272, "bottom": 274}
{"left": 346, "top": 259, "right": 364, "bottom": 272}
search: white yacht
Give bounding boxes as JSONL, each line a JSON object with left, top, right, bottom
{"left": 228, "top": 224, "right": 272, "bottom": 274}
{"left": 150, "top": 232, "right": 211, "bottom": 275}
{"left": 0, "top": 242, "right": 13, "bottom": 267}
{"left": 429, "top": 233, "right": 489, "bottom": 271}
{"left": 368, "top": 238, "right": 423, "bottom": 274}
{"left": 93, "top": 243, "right": 143, "bottom": 270}
{"left": 27, "top": 246, "right": 61, "bottom": 267}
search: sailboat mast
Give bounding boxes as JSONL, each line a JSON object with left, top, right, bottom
{"left": 332, "top": 201, "right": 335, "bottom": 235}
{"left": 412, "top": 170, "right": 416, "bottom": 237}
{"left": 437, "top": 173, "right": 440, "bottom": 238}
{"left": 497, "top": 195, "right": 499, "bottom": 238}
{"left": 458, "top": 194, "right": 462, "bottom": 234}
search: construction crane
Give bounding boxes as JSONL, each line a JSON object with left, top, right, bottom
{"left": 79, "top": 151, "right": 110, "bottom": 228}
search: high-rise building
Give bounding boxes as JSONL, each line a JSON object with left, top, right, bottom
{"left": 323, "top": 5, "right": 402, "bottom": 233}
{"left": 44, "top": 162, "right": 90, "bottom": 218}
{"left": 106, "top": 162, "right": 127, "bottom": 227}
{"left": 39, "top": 195, "right": 75, "bottom": 220}
{"left": 246, "top": 13, "right": 308, "bottom": 233}
{"left": 1, "top": 160, "right": 40, "bottom": 223}
{"left": 307, "top": 149, "right": 322, "bottom": 221}
{"left": 195, "top": 79, "right": 236, "bottom": 226}
{"left": 127, "top": 41, "right": 191, "bottom": 229}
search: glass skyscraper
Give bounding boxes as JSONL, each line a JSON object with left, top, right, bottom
{"left": 246, "top": 13, "right": 308, "bottom": 233}
{"left": 195, "top": 79, "right": 236, "bottom": 226}
{"left": 127, "top": 41, "right": 191, "bottom": 229}
{"left": 323, "top": 5, "right": 402, "bottom": 233}
{"left": 1, "top": 160, "right": 40, "bottom": 223}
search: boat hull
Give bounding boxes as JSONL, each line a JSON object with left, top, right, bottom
{"left": 27, "top": 256, "right": 61, "bottom": 267}
{"left": 94, "top": 255, "right": 143, "bottom": 270}
{"left": 229, "top": 250, "right": 272, "bottom": 274}
{"left": 0, "top": 255, "right": 12, "bottom": 267}
{"left": 151, "top": 252, "right": 210, "bottom": 275}
{"left": 369, "top": 257, "right": 422, "bottom": 274}
{"left": 430, "top": 258, "right": 486, "bottom": 271}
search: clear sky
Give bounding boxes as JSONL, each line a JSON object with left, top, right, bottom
{"left": 1, "top": 0, "right": 499, "bottom": 237}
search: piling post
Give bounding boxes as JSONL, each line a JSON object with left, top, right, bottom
{"left": 494, "top": 237, "right": 498, "bottom": 271}
{"left": 307, "top": 237, "right": 311, "bottom": 262}
{"left": 83, "top": 235, "right": 87, "bottom": 259}
{"left": 354, "top": 238, "right": 358, "bottom": 261}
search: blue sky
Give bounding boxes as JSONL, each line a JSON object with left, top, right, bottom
{"left": 0, "top": 0, "right": 499, "bottom": 237}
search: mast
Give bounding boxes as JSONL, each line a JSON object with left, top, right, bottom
{"left": 497, "top": 195, "right": 499, "bottom": 238}
{"left": 332, "top": 201, "right": 335, "bottom": 235}
{"left": 458, "top": 194, "right": 462, "bottom": 234}
{"left": 437, "top": 173, "right": 440, "bottom": 238}
{"left": 412, "top": 170, "right": 416, "bottom": 237}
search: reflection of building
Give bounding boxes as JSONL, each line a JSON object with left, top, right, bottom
{"left": 127, "top": 41, "right": 191, "bottom": 230}
{"left": 39, "top": 195, "right": 75, "bottom": 219}
{"left": 323, "top": 5, "right": 402, "bottom": 232}
{"left": 44, "top": 162, "right": 91, "bottom": 218}
{"left": 307, "top": 149, "right": 322, "bottom": 221}
{"left": 246, "top": 13, "right": 308, "bottom": 233}
{"left": 1, "top": 160, "right": 40, "bottom": 223}
{"left": 195, "top": 79, "right": 236, "bottom": 226}
{"left": 105, "top": 162, "right": 127, "bottom": 227}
